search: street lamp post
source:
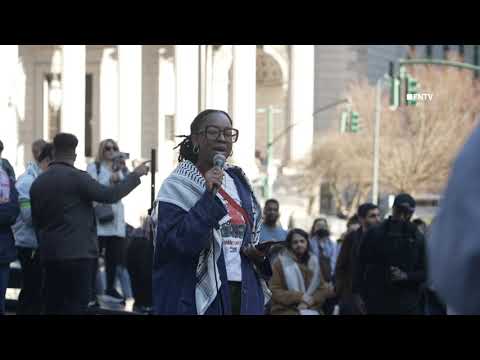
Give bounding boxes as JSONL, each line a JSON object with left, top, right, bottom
{"left": 257, "top": 105, "right": 282, "bottom": 199}
{"left": 372, "top": 78, "right": 382, "bottom": 205}
{"left": 372, "top": 73, "right": 392, "bottom": 206}
{"left": 256, "top": 98, "right": 351, "bottom": 199}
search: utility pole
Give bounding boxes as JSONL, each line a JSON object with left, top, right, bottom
{"left": 257, "top": 106, "right": 282, "bottom": 199}
{"left": 372, "top": 78, "right": 382, "bottom": 205}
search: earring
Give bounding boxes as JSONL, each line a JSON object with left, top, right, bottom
{"left": 193, "top": 144, "right": 200, "bottom": 154}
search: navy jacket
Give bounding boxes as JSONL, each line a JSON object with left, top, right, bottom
{"left": 0, "top": 180, "right": 20, "bottom": 264}
{"left": 153, "top": 167, "right": 270, "bottom": 315}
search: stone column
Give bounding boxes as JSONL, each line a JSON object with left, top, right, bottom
{"left": 61, "top": 45, "right": 86, "bottom": 166}
{"left": 231, "top": 45, "right": 257, "bottom": 179}
{"left": 100, "top": 46, "right": 119, "bottom": 142}
{"left": 157, "top": 49, "right": 176, "bottom": 183}
{"left": 175, "top": 45, "right": 199, "bottom": 137}
{"left": 0, "top": 45, "right": 19, "bottom": 169}
{"left": 118, "top": 45, "right": 145, "bottom": 228}
{"left": 288, "top": 45, "right": 314, "bottom": 162}
{"left": 118, "top": 45, "right": 143, "bottom": 160}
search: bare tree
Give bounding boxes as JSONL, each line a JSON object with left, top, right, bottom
{"left": 297, "top": 60, "right": 480, "bottom": 217}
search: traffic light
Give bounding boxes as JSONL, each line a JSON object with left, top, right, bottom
{"left": 340, "top": 110, "right": 360, "bottom": 133}
{"left": 405, "top": 75, "right": 419, "bottom": 106}
{"left": 350, "top": 111, "right": 360, "bottom": 133}
{"left": 389, "top": 77, "right": 400, "bottom": 109}
{"left": 340, "top": 111, "right": 349, "bottom": 133}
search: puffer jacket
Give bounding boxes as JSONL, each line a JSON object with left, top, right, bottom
{"left": 0, "top": 179, "right": 20, "bottom": 264}
{"left": 12, "top": 162, "right": 42, "bottom": 249}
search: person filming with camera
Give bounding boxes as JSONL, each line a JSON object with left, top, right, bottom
{"left": 86, "top": 139, "right": 132, "bottom": 306}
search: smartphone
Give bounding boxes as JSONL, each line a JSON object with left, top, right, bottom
{"left": 255, "top": 240, "right": 284, "bottom": 252}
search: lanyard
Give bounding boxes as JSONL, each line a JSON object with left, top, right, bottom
{"left": 218, "top": 187, "right": 253, "bottom": 227}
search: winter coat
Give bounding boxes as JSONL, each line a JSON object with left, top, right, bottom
{"left": 269, "top": 252, "right": 331, "bottom": 315}
{"left": 356, "top": 217, "right": 426, "bottom": 314}
{"left": 12, "top": 162, "right": 42, "bottom": 249}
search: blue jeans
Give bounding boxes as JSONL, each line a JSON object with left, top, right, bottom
{"left": 0, "top": 264, "right": 10, "bottom": 315}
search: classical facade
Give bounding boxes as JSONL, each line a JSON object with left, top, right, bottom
{"left": 5, "top": 45, "right": 460, "bottom": 229}
{"left": 0, "top": 45, "right": 314, "bottom": 227}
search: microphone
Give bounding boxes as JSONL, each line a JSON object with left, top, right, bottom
{"left": 212, "top": 153, "right": 226, "bottom": 195}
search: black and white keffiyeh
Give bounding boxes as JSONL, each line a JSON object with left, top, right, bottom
{"left": 152, "top": 160, "right": 270, "bottom": 315}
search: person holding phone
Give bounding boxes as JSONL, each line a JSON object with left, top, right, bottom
{"left": 259, "top": 199, "right": 288, "bottom": 264}
{"left": 355, "top": 194, "right": 426, "bottom": 314}
{"left": 87, "top": 139, "right": 132, "bottom": 305}
{"left": 30, "top": 133, "right": 150, "bottom": 314}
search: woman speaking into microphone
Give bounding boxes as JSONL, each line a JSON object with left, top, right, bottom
{"left": 152, "top": 109, "right": 271, "bottom": 315}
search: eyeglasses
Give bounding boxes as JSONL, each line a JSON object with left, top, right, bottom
{"left": 104, "top": 145, "right": 118, "bottom": 152}
{"left": 197, "top": 125, "right": 239, "bottom": 143}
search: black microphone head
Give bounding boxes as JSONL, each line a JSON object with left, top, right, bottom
{"left": 213, "top": 153, "right": 226, "bottom": 169}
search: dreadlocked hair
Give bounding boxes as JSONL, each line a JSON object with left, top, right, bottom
{"left": 173, "top": 109, "right": 233, "bottom": 163}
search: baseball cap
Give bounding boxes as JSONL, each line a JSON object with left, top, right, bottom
{"left": 393, "top": 193, "right": 416, "bottom": 213}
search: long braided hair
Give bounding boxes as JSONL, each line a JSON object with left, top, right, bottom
{"left": 173, "top": 109, "right": 233, "bottom": 163}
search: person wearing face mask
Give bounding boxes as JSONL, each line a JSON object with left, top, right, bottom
{"left": 309, "top": 219, "right": 338, "bottom": 283}
{"left": 308, "top": 218, "right": 338, "bottom": 314}
{"left": 12, "top": 141, "right": 53, "bottom": 314}
{"left": 356, "top": 194, "right": 426, "bottom": 314}
{"left": 269, "top": 228, "right": 334, "bottom": 315}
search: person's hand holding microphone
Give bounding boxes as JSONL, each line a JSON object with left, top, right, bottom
{"left": 205, "top": 154, "right": 225, "bottom": 194}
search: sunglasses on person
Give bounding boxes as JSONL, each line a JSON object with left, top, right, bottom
{"left": 104, "top": 145, "right": 119, "bottom": 152}
{"left": 197, "top": 125, "right": 239, "bottom": 143}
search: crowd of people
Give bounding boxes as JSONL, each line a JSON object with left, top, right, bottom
{"left": 0, "top": 107, "right": 455, "bottom": 315}
{"left": 0, "top": 136, "right": 152, "bottom": 315}
{"left": 260, "top": 196, "right": 445, "bottom": 315}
